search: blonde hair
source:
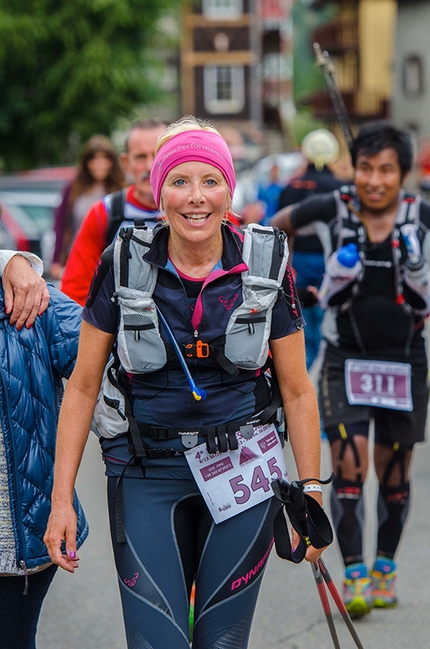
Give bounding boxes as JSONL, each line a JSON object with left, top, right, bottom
{"left": 156, "top": 115, "right": 232, "bottom": 212}
{"left": 155, "top": 116, "right": 221, "bottom": 154}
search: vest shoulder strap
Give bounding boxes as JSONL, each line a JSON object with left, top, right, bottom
{"left": 105, "top": 188, "right": 128, "bottom": 247}
{"left": 113, "top": 225, "right": 156, "bottom": 293}
{"left": 400, "top": 192, "right": 421, "bottom": 225}
{"left": 334, "top": 190, "right": 422, "bottom": 251}
{"left": 223, "top": 224, "right": 289, "bottom": 371}
{"left": 242, "top": 223, "right": 289, "bottom": 283}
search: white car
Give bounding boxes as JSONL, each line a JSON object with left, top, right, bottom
{"left": 0, "top": 167, "right": 74, "bottom": 274}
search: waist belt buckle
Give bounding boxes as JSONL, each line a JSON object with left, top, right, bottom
{"left": 196, "top": 340, "right": 209, "bottom": 358}
{"left": 179, "top": 431, "right": 199, "bottom": 448}
{"left": 239, "top": 423, "right": 256, "bottom": 439}
{"left": 184, "top": 341, "right": 210, "bottom": 358}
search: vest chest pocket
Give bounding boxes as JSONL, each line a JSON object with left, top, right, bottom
{"left": 225, "top": 309, "right": 270, "bottom": 369}
{"left": 116, "top": 293, "right": 167, "bottom": 373}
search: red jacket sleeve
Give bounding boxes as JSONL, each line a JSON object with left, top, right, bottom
{"left": 60, "top": 200, "right": 108, "bottom": 306}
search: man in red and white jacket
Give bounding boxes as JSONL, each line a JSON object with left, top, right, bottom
{"left": 60, "top": 118, "right": 167, "bottom": 306}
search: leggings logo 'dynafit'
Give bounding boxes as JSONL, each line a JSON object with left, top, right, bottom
{"left": 230, "top": 540, "right": 273, "bottom": 591}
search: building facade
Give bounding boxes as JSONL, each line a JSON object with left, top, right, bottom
{"left": 180, "top": 0, "right": 295, "bottom": 157}
{"left": 305, "top": 0, "right": 396, "bottom": 137}
{"left": 391, "top": 0, "right": 430, "bottom": 143}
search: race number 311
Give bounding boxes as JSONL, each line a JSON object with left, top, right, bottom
{"left": 345, "top": 359, "right": 412, "bottom": 411}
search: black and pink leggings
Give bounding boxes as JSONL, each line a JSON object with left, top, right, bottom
{"left": 107, "top": 476, "right": 280, "bottom": 649}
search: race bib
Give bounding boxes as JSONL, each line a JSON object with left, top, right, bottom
{"left": 185, "top": 423, "right": 288, "bottom": 524}
{"left": 345, "top": 359, "right": 412, "bottom": 411}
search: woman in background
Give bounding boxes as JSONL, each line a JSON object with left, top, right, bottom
{"left": 50, "top": 135, "right": 125, "bottom": 279}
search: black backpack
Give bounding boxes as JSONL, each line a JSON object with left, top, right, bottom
{"left": 104, "top": 189, "right": 127, "bottom": 247}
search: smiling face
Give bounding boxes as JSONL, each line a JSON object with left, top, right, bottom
{"left": 354, "top": 147, "right": 404, "bottom": 215}
{"left": 161, "top": 161, "right": 230, "bottom": 247}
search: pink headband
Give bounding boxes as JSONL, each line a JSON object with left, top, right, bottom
{"left": 150, "top": 130, "right": 236, "bottom": 206}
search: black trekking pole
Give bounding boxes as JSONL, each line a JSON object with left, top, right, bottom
{"left": 313, "top": 42, "right": 354, "bottom": 151}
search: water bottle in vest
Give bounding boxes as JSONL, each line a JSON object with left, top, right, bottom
{"left": 400, "top": 223, "right": 423, "bottom": 269}
{"left": 319, "top": 243, "right": 362, "bottom": 308}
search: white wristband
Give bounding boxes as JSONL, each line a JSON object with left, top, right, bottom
{"left": 303, "top": 484, "right": 323, "bottom": 493}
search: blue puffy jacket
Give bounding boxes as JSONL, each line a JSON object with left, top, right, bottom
{"left": 0, "top": 282, "right": 88, "bottom": 572}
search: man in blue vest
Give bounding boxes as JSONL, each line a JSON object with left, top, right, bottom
{"left": 272, "top": 122, "right": 430, "bottom": 617}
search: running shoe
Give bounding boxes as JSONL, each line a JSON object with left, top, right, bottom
{"left": 342, "top": 564, "right": 372, "bottom": 618}
{"left": 343, "top": 577, "right": 373, "bottom": 617}
{"left": 371, "top": 558, "right": 397, "bottom": 608}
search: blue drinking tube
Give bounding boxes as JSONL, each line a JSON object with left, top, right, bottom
{"left": 156, "top": 306, "right": 207, "bottom": 401}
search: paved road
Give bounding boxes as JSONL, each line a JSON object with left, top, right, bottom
{"left": 38, "top": 426, "right": 430, "bottom": 648}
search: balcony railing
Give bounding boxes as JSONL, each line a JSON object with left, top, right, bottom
{"left": 312, "top": 19, "right": 358, "bottom": 53}
{"left": 308, "top": 88, "right": 389, "bottom": 121}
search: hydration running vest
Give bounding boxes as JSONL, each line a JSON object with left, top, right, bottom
{"left": 318, "top": 187, "right": 430, "bottom": 355}
{"left": 93, "top": 222, "right": 289, "bottom": 439}
{"left": 320, "top": 187, "right": 426, "bottom": 312}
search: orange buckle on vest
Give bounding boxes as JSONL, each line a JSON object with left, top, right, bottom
{"left": 185, "top": 341, "right": 210, "bottom": 358}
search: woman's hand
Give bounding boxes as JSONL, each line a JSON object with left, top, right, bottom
{"left": 44, "top": 503, "right": 80, "bottom": 573}
{"left": 305, "top": 543, "right": 328, "bottom": 563}
{"left": 290, "top": 527, "right": 328, "bottom": 563}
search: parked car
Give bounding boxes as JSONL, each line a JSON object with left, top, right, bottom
{"left": 232, "top": 152, "right": 305, "bottom": 215}
{"left": 0, "top": 167, "right": 75, "bottom": 274}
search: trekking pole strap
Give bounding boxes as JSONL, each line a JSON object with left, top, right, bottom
{"left": 271, "top": 475, "right": 334, "bottom": 563}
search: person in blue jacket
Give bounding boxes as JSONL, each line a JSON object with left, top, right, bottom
{"left": 0, "top": 231, "right": 88, "bottom": 649}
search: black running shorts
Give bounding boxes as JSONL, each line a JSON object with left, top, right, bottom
{"left": 319, "top": 344, "right": 429, "bottom": 447}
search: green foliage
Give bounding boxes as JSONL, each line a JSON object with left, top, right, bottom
{"left": 0, "top": 0, "right": 182, "bottom": 170}
{"left": 290, "top": 108, "right": 326, "bottom": 148}
{"left": 292, "top": 1, "right": 337, "bottom": 102}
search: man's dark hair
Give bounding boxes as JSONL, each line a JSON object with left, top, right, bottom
{"left": 124, "top": 118, "right": 168, "bottom": 153}
{"left": 350, "top": 121, "right": 413, "bottom": 179}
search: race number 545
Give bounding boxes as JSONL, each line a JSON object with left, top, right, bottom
{"left": 229, "top": 457, "right": 283, "bottom": 505}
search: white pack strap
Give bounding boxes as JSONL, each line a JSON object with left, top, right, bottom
{"left": 334, "top": 189, "right": 421, "bottom": 252}
{"left": 402, "top": 227, "right": 430, "bottom": 315}
{"left": 224, "top": 223, "right": 289, "bottom": 369}
{"left": 397, "top": 192, "right": 421, "bottom": 227}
